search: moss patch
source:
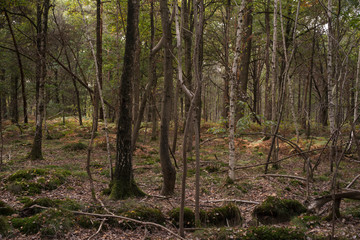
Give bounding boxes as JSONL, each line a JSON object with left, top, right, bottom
{"left": 169, "top": 207, "right": 196, "bottom": 228}
{"left": 6, "top": 168, "right": 71, "bottom": 195}
{"left": 253, "top": 196, "right": 306, "bottom": 224}
{"left": 109, "top": 179, "right": 145, "bottom": 200}
{"left": 119, "top": 206, "right": 166, "bottom": 229}
{"left": 62, "top": 141, "right": 87, "bottom": 151}
{"left": 242, "top": 226, "right": 305, "bottom": 240}
{"left": 0, "top": 216, "right": 10, "bottom": 236}
{"left": 205, "top": 204, "right": 242, "bottom": 226}
{"left": 170, "top": 204, "right": 242, "bottom": 228}
{"left": 0, "top": 200, "right": 15, "bottom": 216}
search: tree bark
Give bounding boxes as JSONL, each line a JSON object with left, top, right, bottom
{"left": 110, "top": 0, "right": 144, "bottom": 200}
{"left": 10, "top": 74, "right": 19, "bottom": 124}
{"left": 29, "top": 0, "right": 50, "bottom": 160}
{"left": 229, "top": 0, "right": 246, "bottom": 181}
{"left": 159, "top": 0, "right": 176, "bottom": 196}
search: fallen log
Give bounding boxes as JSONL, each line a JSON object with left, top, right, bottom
{"left": 308, "top": 191, "right": 360, "bottom": 217}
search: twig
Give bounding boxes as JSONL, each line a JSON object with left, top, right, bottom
{"left": 87, "top": 218, "right": 106, "bottom": 240}
{"left": 202, "top": 199, "right": 260, "bottom": 205}
{"left": 259, "top": 174, "right": 307, "bottom": 181}
{"left": 30, "top": 205, "right": 185, "bottom": 240}
{"left": 346, "top": 174, "right": 360, "bottom": 189}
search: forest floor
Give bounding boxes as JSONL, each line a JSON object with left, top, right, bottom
{"left": 0, "top": 117, "right": 360, "bottom": 239}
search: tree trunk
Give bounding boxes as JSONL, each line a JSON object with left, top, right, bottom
{"left": 264, "top": 0, "right": 271, "bottom": 120}
{"left": 159, "top": 0, "right": 176, "bottom": 196}
{"left": 30, "top": 0, "right": 50, "bottom": 160}
{"left": 4, "top": 10, "right": 28, "bottom": 124}
{"left": 222, "top": 0, "right": 230, "bottom": 120}
{"left": 110, "top": 0, "right": 144, "bottom": 200}
{"left": 10, "top": 74, "right": 19, "bottom": 124}
{"left": 96, "top": 0, "right": 103, "bottom": 121}
{"left": 236, "top": 0, "right": 252, "bottom": 120}
{"left": 229, "top": 0, "right": 246, "bottom": 181}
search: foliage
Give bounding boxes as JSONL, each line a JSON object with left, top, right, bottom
{"left": 253, "top": 197, "right": 306, "bottom": 224}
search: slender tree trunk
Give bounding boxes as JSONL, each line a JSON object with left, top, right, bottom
{"left": 354, "top": 47, "right": 360, "bottom": 122}
{"left": 30, "top": 0, "right": 50, "bottom": 160}
{"left": 4, "top": 10, "right": 28, "bottom": 124}
{"left": 229, "top": 0, "right": 246, "bottom": 181}
{"left": 264, "top": 0, "right": 271, "bottom": 120}
{"left": 110, "top": 0, "right": 144, "bottom": 200}
{"left": 236, "top": 0, "right": 252, "bottom": 120}
{"left": 222, "top": 0, "right": 230, "bottom": 120}
{"left": 10, "top": 74, "right": 19, "bottom": 124}
{"left": 327, "top": 0, "right": 336, "bottom": 173}
{"left": 159, "top": 0, "right": 176, "bottom": 196}
{"left": 96, "top": 0, "right": 103, "bottom": 121}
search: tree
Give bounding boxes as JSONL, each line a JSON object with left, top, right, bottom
{"left": 29, "top": 0, "right": 51, "bottom": 160}
{"left": 158, "top": 0, "right": 176, "bottom": 196}
{"left": 110, "top": 0, "right": 144, "bottom": 200}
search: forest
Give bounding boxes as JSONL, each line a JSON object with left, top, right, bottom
{"left": 0, "top": 0, "right": 360, "bottom": 239}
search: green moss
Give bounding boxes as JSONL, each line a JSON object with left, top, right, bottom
{"left": 121, "top": 206, "right": 166, "bottom": 229}
{"left": 169, "top": 207, "right": 195, "bottom": 228}
{"left": 291, "top": 215, "right": 321, "bottom": 229}
{"left": 75, "top": 215, "right": 99, "bottom": 229}
{"left": 12, "top": 209, "right": 75, "bottom": 237}
{"left": 253, "top": 197, "right": 306, "bottom": 224}
{"left": 206, "top": 204, "right": 242, "bottom": 226}
{"left": 243, "top": 226, "right": 305, "bottom": 240}
{"left": 62, "top": 141, "right": 87, "bottom": 151}
{"left": 109, "top": 179, "right": 145, "bottom": 200}
{"left": 205, "top": 165, "right": 220, "bottom": 173}
{"left": 6, "top": 168, "right": 71, "bottom": 195}
{"left": 0, "top": 216, "right": 10, "bottom": 236}
{"left": 0, "top": 200, "right": 15, "bottom": 216}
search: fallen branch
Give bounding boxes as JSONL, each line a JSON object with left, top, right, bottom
{"left": 346, "top": 174, "right": 360, "bottom": 189}
{"left": 88, "top": 218, "right": 106, "bottom": 240}
{"left": 30, "top": 205, "right": 185, "bottom": 240}
{"left": 202, "top": 199, "right": 260, "bottom": 205}
{"left": 259, "top": 174, "right": 307, "bottom": 181}
{"left": 308, "top": 191, "right": 360, "bottom": 213}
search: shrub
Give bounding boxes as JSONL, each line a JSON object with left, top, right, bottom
{"left": 253, "top": 196, "right": 306, "bottom": 224}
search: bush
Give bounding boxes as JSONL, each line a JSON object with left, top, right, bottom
{"left": 253, "top": 197, "right": 306, "bottom": 224}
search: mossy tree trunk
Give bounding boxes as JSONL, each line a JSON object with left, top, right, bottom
{"left": 30, "top": 0, "right": 50, "bottom": 160}
{"left": 110, "top": 0, "right": 144, "bottom": 200}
